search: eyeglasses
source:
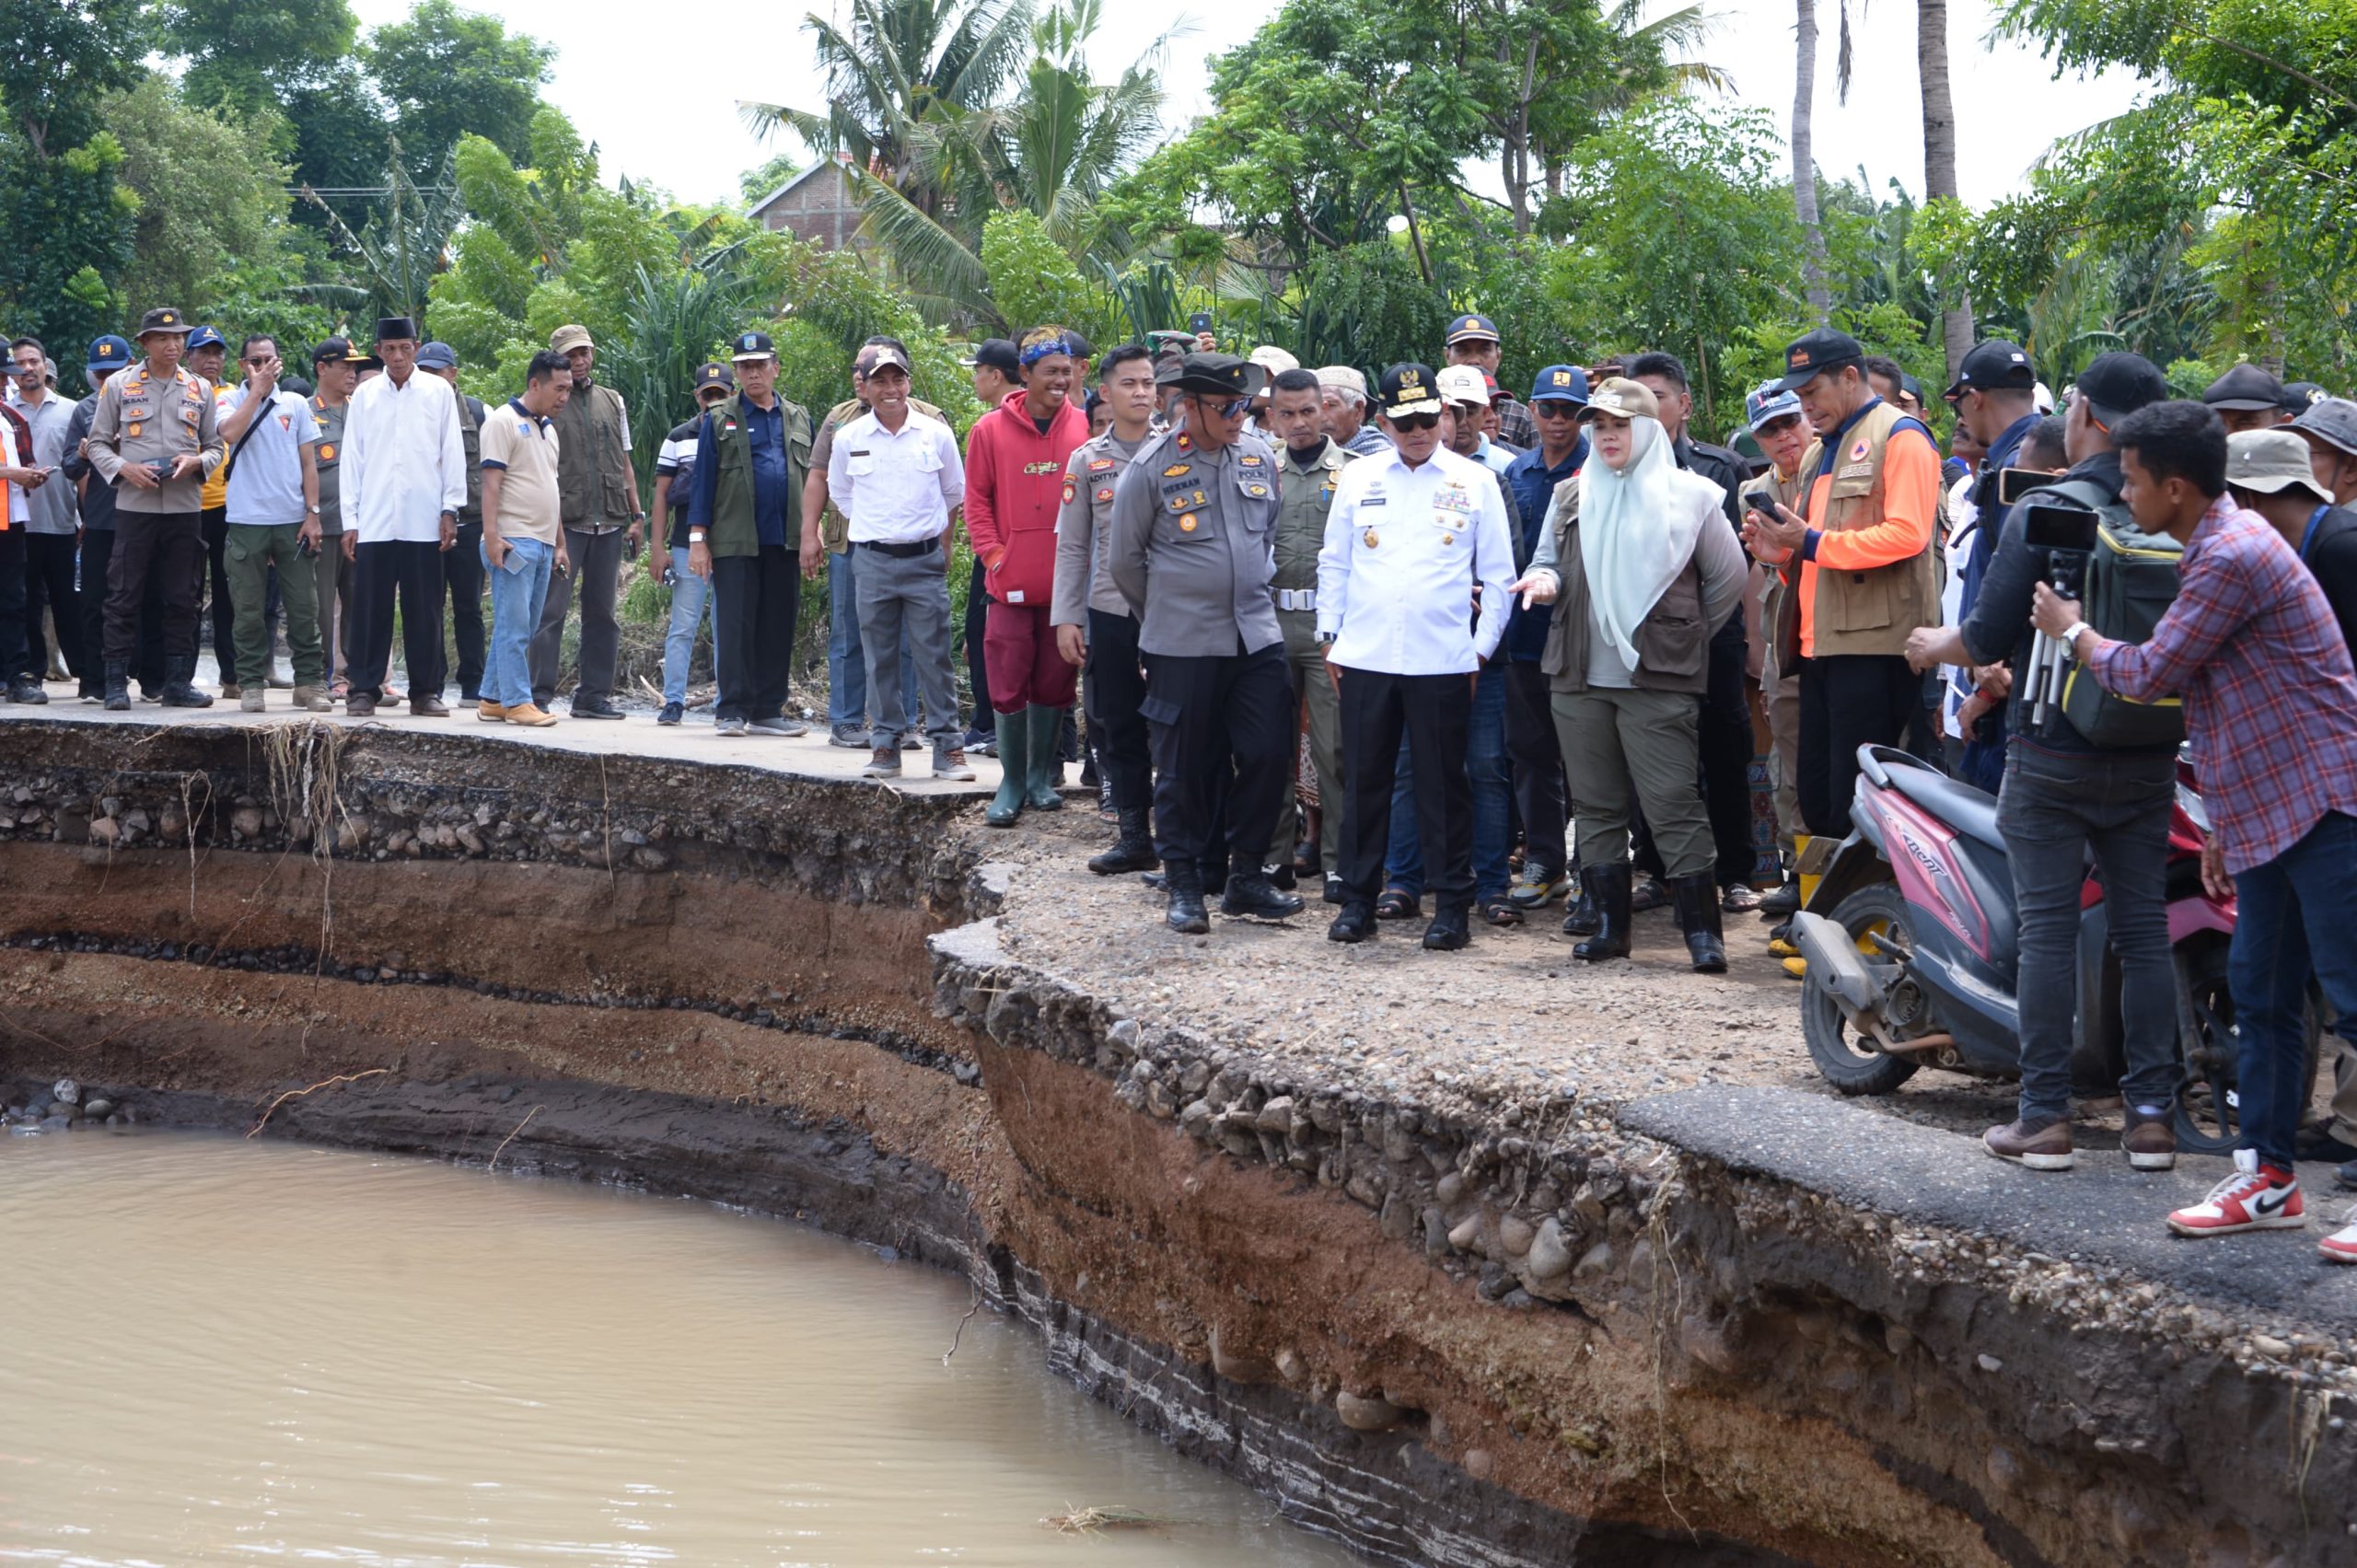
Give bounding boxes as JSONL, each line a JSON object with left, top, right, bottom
{"left": 1532, "top": 402, "right": 1581, "bottom": 419}
{"left": 1389, "top": 412, "right": 1440, "bottom": 432}
{"left": 1757, "top": 413, "right": 1805, "bottom": 437}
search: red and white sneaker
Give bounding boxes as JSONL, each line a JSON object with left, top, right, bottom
{"left": 2167, "top": 1149, "right": 2304, "bottom": 1237}
{"left": 2320, "top": 1208, "right": 2357, "bottom": 1264}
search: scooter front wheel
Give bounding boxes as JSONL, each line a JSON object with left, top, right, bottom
{"left": 1801, "top": 883, "right": 1922, "bottom": 1096}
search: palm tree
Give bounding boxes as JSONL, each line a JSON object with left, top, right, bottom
{"left": 739, "top": 0, "right": 1036, "bottom": 222}
{"left": 1793, "top": 0, "right": 1830, "bottom": 318}
{"left": 805, "top": 0, "right": 1176, "bottom": 319}
{"left": 1535, "top": 2, "right": 1733, "bottom": 211}
{"left": 1836, "top": 0, "right": 1971, "bottom": 377}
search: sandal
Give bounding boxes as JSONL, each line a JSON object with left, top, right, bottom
{"left": 1481, "top": 899, "right": 1524, "bottom": 927}
{"left": 1375, "top": 889, "right": 1419, "bottom": 920}
{"left": 1630, "top": 873, "right": 1668, "bottom": 912}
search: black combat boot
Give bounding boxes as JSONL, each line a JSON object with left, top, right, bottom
{"left": 1164, "top": 863, "right": 1211, "bottom": 935}
{"left": 159, "top": 655, "right": 213, "bottom": 708}
{"left": 1421, "top": 903, "right": 1471, "bottom": 951}
{"left": 1222, "top": 870, "right": 1305, "bottom": 921}
{"left": 1087, "top": 807, "right": 1158, "bottom": 876}
{"left": 103, "top": 660, "right": 131, "bottom": 711}
{"left": 1669, "top": 871, "right": 1728, "bottom": 973}
{"left": 1327, "top": 901, "right": 1376, "bottom": 944}
{"left": 1573, "top": 864, "right": 1632, "bottom": 961}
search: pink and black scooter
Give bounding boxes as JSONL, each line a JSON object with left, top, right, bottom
{"left": 1792, "top": 744, "right": 2313, "bottom": 1154}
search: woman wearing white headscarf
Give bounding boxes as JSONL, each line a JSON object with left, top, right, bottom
{"left": 1506, "top": 377, "right": 1748, "bottom": 970}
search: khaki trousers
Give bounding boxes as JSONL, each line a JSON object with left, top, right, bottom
{"left": 1270, "top": 607, "right": 1344, "bottom": 873}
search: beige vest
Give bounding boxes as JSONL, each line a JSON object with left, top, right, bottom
{"left": 1808, "top": 401, "right": 1941, "bottom": 658}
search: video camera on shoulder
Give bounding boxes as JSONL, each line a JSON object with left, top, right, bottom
{"left": 2023, "top": 501, "right": 2098, "bottom": 598}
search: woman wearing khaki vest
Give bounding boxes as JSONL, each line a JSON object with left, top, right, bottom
{"left": 1508, "top": 378, "right": 1747, "bottom": 971}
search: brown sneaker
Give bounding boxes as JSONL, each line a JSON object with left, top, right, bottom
{"left": 410, "top": 694, "right": 450, "bottom": 717}
{"left": 345, "top": 693, "right": 377, "bottom": 717}
{"left": 2122, "top": 1106, "right": 2177, "bottom": 1171}
{"left": 477, "top": 700, "right": 509, "bottom": 722}
{"left": 293, "top": 684, "right": 332, "bottom": 713}
{"left": 1984, "top": 1117, "right": 2074, "bottom": 1171}
{"left": 933, "top": 748, "right": 976, "bottom": 782}
{"left": 861, "top": 745, "right": 901, "bottom": 778}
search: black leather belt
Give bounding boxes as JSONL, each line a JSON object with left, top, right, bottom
{"left": 856, "top": 537, "right": 940, "bottom": 558}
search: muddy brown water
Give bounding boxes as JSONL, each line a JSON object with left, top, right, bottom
{"left": 0, "top": 1132, "right": 1363, "bottom": 1566}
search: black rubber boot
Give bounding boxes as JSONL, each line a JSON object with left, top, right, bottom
{"left": 1422, "top": 904, "right": 1471, "bottom": 951}
{"left": 1221, "top": 871, "right": 1304, "bottom": 921}
{"left": 1670, "top": 871, "right": 1727, "bottom": 973}
{"left": 1561, "top": 886, "right": 1600, "bottom": 936}
{"left": 1573, "top": 864, "right": 1632, "bottom": 961}
{"left": 1328, "top": 901, "right": 1376, "bottom": 944}
{"left": 1165, "top": 864, "right": 1210, "bottom": 935}
{"left": 1087, "top": 807, "right": 1158, "bottom": 876}
{"left": 159, "top": 655, "right": 213, "bottom": 708}
{"left": 103, "top": 660, "right": 131, "bottom": 711}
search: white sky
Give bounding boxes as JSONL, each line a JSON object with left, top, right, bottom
{"left": 351, "top": 0, "right": 2151, "bottom": 211}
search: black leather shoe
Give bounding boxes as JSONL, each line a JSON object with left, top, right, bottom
{"left": 1561, "top": 887, "right": 1600, "bottom": 936}
{"left": 1087, "top": 807, "right": 1158, "bottom": 876}
{"left": 103, "top": 661, "right": 131, "bottom": 712}
{"left": 571, "top": 697, "right": 625, "bottom": 720}
{"left": 1165, "top": 867, "right": 1210, "bottom": 935}
{"left": 1421, "top": 905, "right": 1471, "bottom": 951}
{"left": 1222, "top": 873, "right": 1305, "bottom": 921}
{"left": 1669, "top": 870, "right": 1728, "bottom": 973}
{"left": 1759, "top": 881, "right": 1800, "bottom": 918}
{"left": 1322, "top": 874, "right": 1346, "bottom": 905}
{"left": 1573, "top": 864, "right": 1632, "bottom": 961}
{"left": 1328, "top": 902, "right": 1376, "bottom": 943}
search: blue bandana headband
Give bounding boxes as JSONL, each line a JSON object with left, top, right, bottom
{"left": 1019, "top": 338, "right": 1074, "bottom": 368}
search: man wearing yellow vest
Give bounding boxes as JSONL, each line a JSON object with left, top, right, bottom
{"left": 1743, "top": 328, "right": 1944, "bottom": 840}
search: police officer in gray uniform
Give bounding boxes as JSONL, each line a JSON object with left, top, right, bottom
{"left": 1108, "top": 354, "right": 1306, "bottom": 934}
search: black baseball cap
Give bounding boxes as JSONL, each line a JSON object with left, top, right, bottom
{"left": 1944, "top": 340, "right": 2035, "bottom": 401}
{"left": 1774, "top": 327, "right": 1863, "bottom": 391}
{"left": 2073, "top": 352, "right": 2168, "bottom": 429}
{"left": 1063, "top": 330, "right": 1093, "bottom": 359}
{"left": 1378, "top": 362, "right": 1444, "bottom": 419}
{"left": 2281, "top": 380, "right": 2328, "bottom": 415}
{"left": 2203, "top": 363, "right": 2287, "bottom": 412}
{"left": 691, "top": 362, "right": 735, "bottom": 397}
{"left": 311, "top": 336, "right": 355, "bottom": 366}
{"left": 968, "top": 338, "right": 1019, "bottom": 377}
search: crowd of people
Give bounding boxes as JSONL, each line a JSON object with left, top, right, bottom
{"left": 6, "top": 302, "right": 2357, "bottom": 1255}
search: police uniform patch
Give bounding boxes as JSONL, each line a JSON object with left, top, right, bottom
{"left": 1094, "top": 486, "right": 1114, "bottom": 503}
{"left": 126, "top": 422, "right": 142, "bottom": 437}
{"left": 1088, "top": 458, "right": 1115, "bottom": 473}
{"left": 1179, "top": 514, "right": 1198, "bottom": 532}
{"left": 1062, "top": 479, "right": 1077, "bottom": 505}
{"left": 1246, "top": 483, "right": 1268, "bottom": 496}
{"left": 1174, "top": 433, "right": 1191, "bottom": 450}
{"left": 319, "top": 444, "right": 336, "bottom": 461}
{"left": 1238, "top": 453, "right": 1263, "bottom": 467}
{"left": 1162, "top": 463, "right": 1190, "bottom": 477}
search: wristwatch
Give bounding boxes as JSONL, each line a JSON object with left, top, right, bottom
{"left": 307, "top": 504, "right": 320, "bottom": 515}
{"left": 688, "top": 529, "right": 707, "bottom": 544}
{"left": 2061, "top": 621, "right": 2093, "bottom": 646}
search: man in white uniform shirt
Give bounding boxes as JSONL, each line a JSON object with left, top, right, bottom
{"left": 340, "top": 315, "right": 466, "bottom": 717}
{"left": 1318, "top": 362, "right": 1515, "bottom": 952}
{"left": 826, "top": 346, "right": 971, "bottom": 781}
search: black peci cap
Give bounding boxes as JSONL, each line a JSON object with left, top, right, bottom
{"left": 1774, "top": 327, "right": 1863, "bottom": 391}
{"left": 2203, "top": 362, "right": 2288, "bottom": 412}
{"left": 375, "top": 316, "right": 420, "bottom": 343}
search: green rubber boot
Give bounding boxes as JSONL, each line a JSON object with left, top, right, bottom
{"left": 1025, "top": 704, "right": 1066, "bottom": 812}
{"left": 986, "top": 709, "right": 1028, "bottom": 827}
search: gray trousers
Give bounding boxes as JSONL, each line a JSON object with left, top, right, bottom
{"left": 528, "top": 525, "right": 624, "bottom": 708}
{"left": 1270, "top": 607, "right": 1343, "bottom": 873}
{"left": 1998, "top": 745, "right": 2179, "bottom": 1124}
{"left": 1551, "top": 685, "right": 1713, "bottom": 877}
{"left": 852, "top": 542, "right": 960, "bottom": 745}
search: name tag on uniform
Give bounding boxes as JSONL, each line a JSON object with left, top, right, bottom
{"left": 1836, "top": 463, "right": 1873, "bottom": 480}
{"left": 1358, "top": 495, "right": 1387, "bottom": 507}
{"left": 1006, "top": 589, "right": 1026, "bottom": 602}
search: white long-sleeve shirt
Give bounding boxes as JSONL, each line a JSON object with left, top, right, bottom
{"left": 343, "top": 368, "right": 467, "bottom": 544}
{"left": 1317, "top": 444, "right": 1515, "bottom": 674}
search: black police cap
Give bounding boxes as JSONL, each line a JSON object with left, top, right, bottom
{"left": 2203, "top": 362, "right": 2287, "bottom": 412}
{"left": 1164, "top": 352, "right": 1265, "bottom": 400}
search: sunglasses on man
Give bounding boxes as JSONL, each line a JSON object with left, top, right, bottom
{"left": 1389, "top": 411, "right": 1440, "bottom": 432}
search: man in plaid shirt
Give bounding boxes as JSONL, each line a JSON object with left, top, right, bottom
{"left": 2034, "top": 401, "right": 2357, "bottom": 1260}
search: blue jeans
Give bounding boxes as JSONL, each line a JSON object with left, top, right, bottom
{"left": 827, "top": 548, "right": 916, "bottom": 730}
{"left": 1384, "top": 663, "right": 1511, "bottom": 901}
{"left": 2230, "top": 808, "right": 2357, "bottom": 1170}
{"left": 482, "top": 535, "right": 552, "bottom": 709}
{"left": 661, "top": 545, "right": 715, "bottom": 706}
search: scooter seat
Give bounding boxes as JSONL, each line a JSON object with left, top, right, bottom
{"left": 1883, "top": 760, "right": 2006, "bottom": 852}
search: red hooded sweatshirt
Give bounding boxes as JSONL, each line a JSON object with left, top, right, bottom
{"left": 962, "top": 388, "right": 1088, "bottom": 608}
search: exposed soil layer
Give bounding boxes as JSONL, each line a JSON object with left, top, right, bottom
{"left": 6, "top": 714, "right": 2354, "bottom": 1568}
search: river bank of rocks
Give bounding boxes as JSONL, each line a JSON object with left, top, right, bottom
{"left": 4, "top": 1077, "right": 143, "bottom": 1132}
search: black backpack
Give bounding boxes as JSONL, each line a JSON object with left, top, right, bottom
{"left": 2027, "top": 475, "right": 2186, "bottom": 748}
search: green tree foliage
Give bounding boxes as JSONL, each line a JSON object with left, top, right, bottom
{"left": 102, "top": 77, "right": 300, "bottom": 321}
{"left": 0, "top": 0, "right": 145, "bottom": 349}
{"left": 366, "top": 0, "right": 552, "bottom": 179}
{"left": 979, "top": 210, "right": 1112, "bottom": 342}
{"left": 164, "top": 0, "right": 359, "bottom": 114}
